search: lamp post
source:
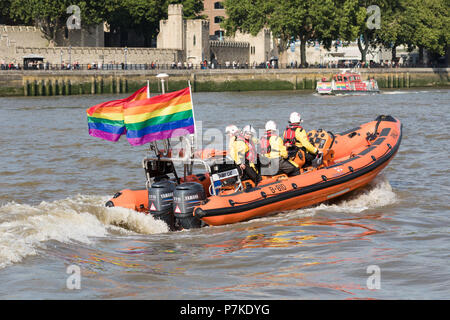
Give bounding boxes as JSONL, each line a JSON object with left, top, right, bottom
{"left": 156, "top": 73, "right": 169, "bottom": 94}
{"left": 69, "top": 45, "right": 72, "bottom": 69}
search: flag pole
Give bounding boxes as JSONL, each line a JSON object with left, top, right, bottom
{"left": 188, "top": 80, "right": 197, "bottom": 157}
{"left": 146, "top": 79, "right": 156, "bottom": 157}
{"left": 188, "top": 80, "right": 197, "bottom": 155}
{"left": 188, "top": 80, "right": 197, "bottom": 133}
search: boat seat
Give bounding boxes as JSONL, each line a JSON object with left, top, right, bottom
{"left": 322, "top": 149, "right": 335, "bottom": 167}
{"left": 259, "top": 156, "right": 280, "bottom": 176}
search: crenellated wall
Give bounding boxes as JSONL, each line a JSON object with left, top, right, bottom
{"left": 0, "top": 25, "right": 48, "bottom": 48}
{"left": 209, "top": 40, "right": 249, "bottom": 65}
{"left": 14, "top": 46, "right": 182, "bottom": 65}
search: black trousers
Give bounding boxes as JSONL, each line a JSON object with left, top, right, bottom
{"left": 240, "top": 164, "right": 261, "bottom": 186}
{"left": 279, "top": 158, "right": 300, "bottom": 176}
{"left": 304, "top": 151, "right": 316, "bottom": 166}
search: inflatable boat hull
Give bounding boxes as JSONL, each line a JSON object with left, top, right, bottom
{"left": 194, "top": 116, "right": 402, "bottom": 225}
{"left": 106, "top": 115, "right": 402, "bottom": 228}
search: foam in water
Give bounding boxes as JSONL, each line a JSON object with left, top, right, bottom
{"left": 0, "top": 178, "right": 396, "bottom": 269}
{"left": 0, "top": 195, "right": 168, "bottom": 269}
{"left": 317, "top": 176, "right": 397, "bottom": 213}
{"left": 278, "top": 176, "right": 397, "bottom": 220}
{"left": 381, "top": 91, "right": 411, "bottom": 95}
{"left": 97, "top": 206, "right": 169, "bottom": 235}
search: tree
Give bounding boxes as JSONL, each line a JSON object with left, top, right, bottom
{"left": 169, "top": 0, "right": 206, "bottom": 19}
{"left": 0, "top": 0, "right": 14, "bottom": 24}
{"left": 104, "top": 0, "right": 166, "bottom": 47}
{"left": 8, "top": 0, "right": 105, "bottom": 43}
{"left": 375, "top": 0, "right": 449, "bottom": 65}
{"left": 223, "top": 0, "right": 339, "bottom": 67}
{"left": 375, "top": 0, "right": 405, "bottom": 62}
{"left": 5, "top": 0, "right": 203, "bottom": 47}
{"left": 104, "top": 0, "right": 204, "bottom": 47}
{"left": 399, "top": 0, "right": 449, "bottom": 64}
{"left": 337, "top": 0, "right": 390, "bottom": 63}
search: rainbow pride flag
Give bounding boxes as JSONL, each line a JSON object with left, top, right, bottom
{"left": 123, "top": 87, "right": 195, "bottom": 146}
{"left": 86, "top": 86, "right": 148, "bottom": 142}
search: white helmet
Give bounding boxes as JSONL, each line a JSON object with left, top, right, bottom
{"left": 242, "top": 124, "right": 256, "bottom": 136}
{"left": 265, "top": 120, "right": 277, "bottom": 131}
{"left": 225, "top": 124, "right": 239, "bottom": 136}
{"left": 290, "top": 112, "right": 303, "bottom": 123}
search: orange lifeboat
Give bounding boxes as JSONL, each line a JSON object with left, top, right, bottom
{"left": 106, "top": 115, "right": 402, "bottom": 230}
{"left": 316, "top": 69, "right": 380, "bottom": 95}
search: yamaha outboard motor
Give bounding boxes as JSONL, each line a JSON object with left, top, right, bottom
{"left": 173, "top": 182, "right": 206, "bottom": 229}
{"left": 148, "top": 180, "right": 176, "bottom": 230}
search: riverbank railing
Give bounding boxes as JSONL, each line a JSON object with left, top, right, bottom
{"left": 1, "top": 61, "right": 447, "bottom": 72}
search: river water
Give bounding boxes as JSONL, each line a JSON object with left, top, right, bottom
{"left": 0, "top": 88, "right": 448, "bottom": 300}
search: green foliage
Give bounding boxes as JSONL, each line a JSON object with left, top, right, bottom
{"left": 169, "top": 0, "right": 205, "bottom": 19}
{"left": 102, "top": 0, "right": 203, "bottom": 46}
{"left": 224, "top": 0, "right": 449, "bottom": 64}
{"left": 8, "top": 0, "right": 108, "bottom": 41}
{"left": 224, "top": 0, "right": 340, "bottom": 66}
{"left": 4, "top": 0, "right": 204, "bottom": 44}
{"left": 1, "top": 0, "right": 448, "bottom": 62}
{"left": 222, "top": 0, "right": 269, "bottom": 36}
{"left": 399, "top": 0, "right": 449, "bottom": 56}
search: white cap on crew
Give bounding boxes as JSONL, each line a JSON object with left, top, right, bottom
{"left": 242, "top": 124, "right": 256, "bottom": 136}
{"left": 225, "top": 124, "right": 239, "bottom": 136}
{"left": 289, "top": 112, "right": 303, "bottom": 123}
{"left": 265, "top": 120, "right": 277, "bottom": 131}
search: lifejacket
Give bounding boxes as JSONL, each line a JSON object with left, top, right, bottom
{"left": 283, "top": 123, "right": 303, "bottom": 146}
{"left": 236, "top": 135, "right": 257, "bottom": 164}
{"left": 259, "top": 131, "right": 273, "bottom": 154}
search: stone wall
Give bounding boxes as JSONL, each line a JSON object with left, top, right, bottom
{"left": 233, "top": 29, "right": 275, "bottom": 65}
{"left": 0, "top": 23, "right": 104, "bottom": 48}
{"left": 157, "top": 4, "right": 273, "bottom": 67}
{"left": 3, "top": 46, "right": 182, "bottom": 66}
{"left": 55, "top": 24, "right": 105, "bottom": 47}
{"left": 209, "top": 40, "right": 249, "bottom": 66}
{"left": 0, "top": 25, "right": 48, "bottom": 48}
{"left": 0, "top": 23, "right": 176, "bottom": 66}
{"left": 192, "top": 68, "right": 450, "bottom": 91}
{"left": 0, "top": 68, "right": 447, "bottom": 97}
{"left": 157, "top": 4, "right": 185, "bottom": 51}
{"left": 185, "top": 19, "right": 210, "bottom": 65}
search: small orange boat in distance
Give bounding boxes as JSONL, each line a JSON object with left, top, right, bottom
{"left": 106, "top": 115, "right": 402, "bottom": 230}
{"left": 316, "top": 69, "right": 380, "bottom": 95}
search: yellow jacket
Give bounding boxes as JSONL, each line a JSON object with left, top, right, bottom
{"left": 228, "top": 136, "right": 236, "bottom": 158}
{"left": 292, "top": 128, "right": 318, "bottom": 155}
{"left": 231, "top": 138, "right": 257, "bottom": 168}
{"left": 264, "top": 135, "right": 288, "bottom": 159}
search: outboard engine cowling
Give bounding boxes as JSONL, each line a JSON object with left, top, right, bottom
{"left": 148, "top": 180, "right": 176, "bottom": 230}
{"left": 173, "top": 182, "right": 206, "bottom": 229}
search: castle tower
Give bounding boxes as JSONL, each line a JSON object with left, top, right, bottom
{"left": 157, "top": 4, "right": 185, "bottom": 51}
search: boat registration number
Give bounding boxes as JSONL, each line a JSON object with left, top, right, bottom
{"left": 268, "top": 183, "right": 287, "bottom": 193}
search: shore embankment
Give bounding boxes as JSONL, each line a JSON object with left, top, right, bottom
{"left": 0, "top": 68, "right": 448, "bottom": 97}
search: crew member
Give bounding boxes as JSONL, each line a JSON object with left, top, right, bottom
{"left": 232, "top": 124, "right": 261, "bottom": 186}
{"left": 283, "top": 112, "right": 321, "bottom": 167}
{"left": 225, "top": 124, "right": 239, "bottom": 158}
{"left": 260, "top": 120, "right": 299, "bottom": 176}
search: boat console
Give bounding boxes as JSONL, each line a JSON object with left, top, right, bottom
{"left": 307, "top": 129, "right": 336, "bottom": 167}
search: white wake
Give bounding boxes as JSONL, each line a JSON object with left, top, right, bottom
{"left": 0, "top": 195, "right": 168, "bottom": 269}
